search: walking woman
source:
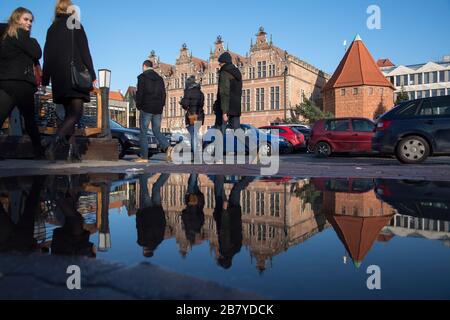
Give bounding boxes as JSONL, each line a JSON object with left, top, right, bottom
{"left": 180, "top": 76, "right": 205, "bottom": 162}
{"left": 0, "top": 7, "right": 44, "bottom": 159}
{"left": 43, "top": 0, "right": 96, "bottom": 162}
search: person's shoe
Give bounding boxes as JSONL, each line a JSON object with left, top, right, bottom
{"left": 45, "top": 136, "right": 67, "bottom": 161}
{"left": 134, "top": 157, "right": 149, "bottom": 164}
{"left": 166, "top": 146, "right": 174, "bottom": 163}
{"left": 67, "top": 143, "right": 82, "bottom": 163}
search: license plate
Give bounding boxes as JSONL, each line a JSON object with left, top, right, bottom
{"left": 149, "top": 144, "right": 157, "bottom": 149}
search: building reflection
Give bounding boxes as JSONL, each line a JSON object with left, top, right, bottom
{"left": 1, "top": 174, "right": 449, "bottom": 273}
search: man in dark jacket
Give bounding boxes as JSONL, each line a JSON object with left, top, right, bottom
{"left": 0, "top": 23, "right": 6, "bottom": 38}
{"left": 135, "top": 60, "right": 172, "bottom": 163}
{"left": 180, "top": 76, "right": 205, "bottom": 161}
{"left": 181, "top": 174, "right": 205, "bottom": 245}
{"left": 215, "top": 52, "right": 243, "bottom": 131}
{"left": 212, "top": 175, "right": 255, "bottom": 270}
{"left": 136, "top": 173, "right": 169, "bottom": 258}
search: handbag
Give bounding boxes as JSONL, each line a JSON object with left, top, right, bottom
{"left": 187, "top": 112, "right": 199, "bottom": 126}
{"left": 70, "top": 29, "right": 93, "bottom": 92}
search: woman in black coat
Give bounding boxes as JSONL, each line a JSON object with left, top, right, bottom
{"left": 43, "top": 0, "right": 96, "bottom": 162}
{"left": 180, "top": 76, "right": 205, "bottom": 161}
{"left": 0, "top": 7, "right": 44, "bottom": 159}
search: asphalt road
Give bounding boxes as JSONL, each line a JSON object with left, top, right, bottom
{"left": 1, "top": 153, "right": 450, "bottom": 181}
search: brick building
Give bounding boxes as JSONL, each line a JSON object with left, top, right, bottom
{"left": 323, "top": 35, "right": 395, "bottom": 120}
{"left": 145, "top": 27, "right": 329, "bottom": 134}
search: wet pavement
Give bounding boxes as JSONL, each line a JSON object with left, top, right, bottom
{"left": 0, "top": 172, "right": 449, "bottom": 300}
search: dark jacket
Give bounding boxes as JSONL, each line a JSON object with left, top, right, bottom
{"left": 136, "top": 69, "right": 166, "bottom": 114}
{"left": 180, "top": 84, "right": 205, "bottom": 126}
{"left": 42, "top": 14, "right": 96, "bottom": 104}
{"left": 136, "top": 206, "right": 166, "bottom": 254}
{"left": 0, "top": 28, "right": 42, "bottom": 86}
{"left": 182, "top": 191, "right": 205, "bottom": 244}
{"left": 0, "top": 23, "right": 6, "bottom": 38}
{"left": 217, "top": 63, "right": 243, "bottom": 117}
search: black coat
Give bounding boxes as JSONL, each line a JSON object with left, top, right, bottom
{"left": 42, "top": 14, "right": 96, "bottom": 104}
{"left": 136, "top": 206, "right": 166, "bottom": 253}
{"left": 180, "top": 84, "right": 205, "bottom": 126}
{"left": 0, "top": 28, "right": 42, "bottom": 86}
{"left": 136, "top": 69, "right": 166, "bottom": 114}
{"left": 0, "top": 23, "right": 6, "bottom": 38}
{"left": 217, "top": 63, "right": 243, "bottom": 117}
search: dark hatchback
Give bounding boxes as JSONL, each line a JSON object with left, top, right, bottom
{"left": 110, "top": 120, "right": 159, "bottom": 159}
{"left": 373, "top": 96, "right": 450, "bottom": 164}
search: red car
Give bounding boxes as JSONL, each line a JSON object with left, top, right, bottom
{"left": 310, "top": 118, "right": 376, "bottom": 157}
{"left": 259, "top": 125, "right": 306, "bottom": 152}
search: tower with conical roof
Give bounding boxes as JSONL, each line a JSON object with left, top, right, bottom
{"left": 323, "top": 35, "right": 395, "bottom": 119}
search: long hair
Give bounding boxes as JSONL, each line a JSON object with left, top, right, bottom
{"left": 3, "top": 7, "right": 33, "bottom": 40}
{"left": 55, "top": 0, "right": 74, "bottom": 18}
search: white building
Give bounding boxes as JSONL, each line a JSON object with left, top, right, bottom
{"left": 380, "top": 55, "right": 450, "bottom": 101}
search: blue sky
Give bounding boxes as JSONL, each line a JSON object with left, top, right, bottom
{"left": 1, "top": 0, "right": 449, "bottom": 92}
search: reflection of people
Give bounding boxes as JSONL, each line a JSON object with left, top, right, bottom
{"left": 51, "top": 176, "right": 96, "bottom": 257}
{"left": 213, "top": 176, "right": 254, "bottom": 269}
{"left": 0, "top": 8, "right": 44, "bottom": 159}
{"left": 0, "top": 177, "right": 44, "bottom": 252}
{"left": 181, "top": 174, "right": 205, "bottom": 245}
{"left": 136, "top": 174, "right": 169, "bottom": 258}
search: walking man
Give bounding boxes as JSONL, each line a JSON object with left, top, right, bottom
{"left": 135, "top": 60, "right": 172, "bottom": 163}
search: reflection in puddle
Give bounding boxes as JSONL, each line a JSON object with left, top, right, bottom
{"left": 1, "top": 174, "right": 449, "bottom": 298}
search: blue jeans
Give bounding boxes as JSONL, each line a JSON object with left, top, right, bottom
{"left": 187, "top": 125, "right": 200, "bottom": 156}
{"left": 139, "top": 174, "right": 170, "bottom": 208}
{"left": 140, "top": 112, "right": 170, "bottom": 159}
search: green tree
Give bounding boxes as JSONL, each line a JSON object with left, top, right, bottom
{"left": 395, "top": 86, "right": 410, "bottom": 105}
{"left": 291, "top": 95, "right": 333, "bottom": 125}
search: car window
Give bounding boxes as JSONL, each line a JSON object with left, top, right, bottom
{"left": 110, "top": 121, "right": 123, "bottom": 129}
{"left": 325, "top": 120, "right": 350, "bottom": 132}
{"left": 352, "top": 119, "right": 374, "bottom": 132}
{"left": 395, "top": 101, "right": 419, "bottom": 117}
{"left": 326, "top": 179, "right": 349, "bottom": 192}
{"left": 419, "top": 99, "right": 450, "bottom": 116}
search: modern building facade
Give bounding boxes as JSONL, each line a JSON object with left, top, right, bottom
{"left": 323, "top": 35, "right": 395, "bottom": 120}
{"left": 379, "top": 55, "right": 450, "bottom": 102}
{"left": 146, "top": 28, "right": 329, "bottom": 134}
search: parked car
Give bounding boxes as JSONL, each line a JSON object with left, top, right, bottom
{"left": 309, "top": 118, "right": 376, "bottom": 157}
{"left": 110, "top": 120, "right": 159, "bottom": 159}
{"left": 259, "top": 125, "right": 305, "bottom": 152}
{"left": 311, "top": 178, "right": 375, "bottom": 193}
{"left": 375, "top": 179, "right": 450, "bottom": 222}
{"left": 203, "top": 124, "right": 291, "bottom": 157}
{"left": 373, "top": 96, "right": 450, "bottom": 164}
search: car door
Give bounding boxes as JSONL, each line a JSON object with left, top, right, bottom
{"left": 351, "top": 119, "right": 376, "bottom": 152}
{"left": 325, "top": 119, "right": 353, "bottom": 152}
{"left": 419, "top": 96, "right": 450, "bottom": 153}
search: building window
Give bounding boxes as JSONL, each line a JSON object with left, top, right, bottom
{"left": 395, "top": 75, "right": 401, "bottom": 87}
{"left": 439, "top": 71, "right": 446, "bottom": 83}
{"left": 438, "top": 89, "right": 446, "bottom": 96}
{"left": 249, "top": 67, "right": 255, "bottom": 79}
{"left": 423, "top": 90, "right": 430, "bottom": 98}
{"left": 380, "top": 88, "right": 384, "bottom": 96}
{"left": 207, "top": 93, "right": 214, "bottom": 115}
{"left": 270, "top": 193, "right": 280, "bottom": 217}
{"left": 389, "top": 77, "right": 394, "bottom": 85}
{"left": 256, "top": 192, "right": 265, "bottom": 216}
{"left": 242, "top": 89, "right": 251, "bottom": 112}
{"left": 256, "top": 88, "right": 265, "bottom": 111}
{"left": 417, "top": 73, "right": 423, "bottom": 85}
{"left": 270, "top": 87, "right": 280, "bottom": 110}
{"left": 431, "top": 71, "right": 438, "bottom": 83}
{"left": 432, "top": 89, "right": 438, "bottom": 97}
{"left": 269, "top": 64, "right": 276, "bottom": 77}
{"left": 353, "top": 88, "right": 358, "bottom": 95}
{"left": 417, "top": 91, "right": 423, "bottom": 99}
{"left": 409, "top": 91, "right": 416, "bottom": 100}
{"left": 424, "top": 72, "right": 430, "bottom": 84}
{"left": 257, "top": 61, "right": 267, "bottom": 78}
{"left": 216, "top": 68, "right": 220, "bottom": 83}
{"left": 369, "top": 87, "right": 374, "bottom": 95}
{"left": 341, "top": 89, "right": 346, "bottom": 96}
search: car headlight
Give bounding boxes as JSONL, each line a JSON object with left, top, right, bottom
{"left": 125, "top": 133, "right": 139, "bottom": 141}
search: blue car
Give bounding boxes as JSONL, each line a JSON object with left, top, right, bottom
{"left": 202, "top": 124, "right": 291, "bottom": 156}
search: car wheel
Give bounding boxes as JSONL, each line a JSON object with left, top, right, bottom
{"left": 396, "top": 136, "right": 430, "bottom": 164}
{"left": 115, "top": 139, "right": 126, "bottom": 159}
{"left": 315, "top": 142, "right": 332, "bottom": 158}
{"left": 259, "top": 143, "right": 272, "bottom": 158}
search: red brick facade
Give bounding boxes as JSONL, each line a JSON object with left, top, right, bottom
{"left": 323, "top": 36, "right": 395, "bottom": 120}
{"left": 143, "top": 28, "right": 329, "bottom": 133}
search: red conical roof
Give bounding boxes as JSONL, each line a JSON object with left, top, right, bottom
{"left": 323, "top": 36, "right": 394, "bottom": 91}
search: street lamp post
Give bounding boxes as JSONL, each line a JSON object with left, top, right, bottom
{"left": 98, "top": 69, "right": 112, "bottom": 138}
{"left": 284, "top": 66, "right": 288, "bottom": 122}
